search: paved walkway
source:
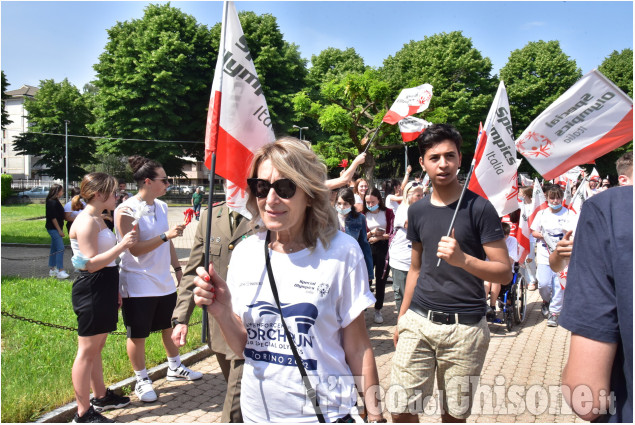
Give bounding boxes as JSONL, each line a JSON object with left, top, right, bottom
{"left": 1, "top": 207, "right": 585, "bottom": 422}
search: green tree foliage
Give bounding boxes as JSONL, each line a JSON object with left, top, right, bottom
{"left": 500, "top": 40, "right": 582, "bottom": 138}
{"left": 598, "top": 48, "right": 633, "bottom": 99}
{"left": 210, "top": 11, "right": 307, "bottom": 136}
{"left": 1, "top": 70, "right": 12, "bottom": 130}
{"left": 592, "top": 48, "right": 633, "bottom": 177}
{"left": 1, "top": 174, "right": 13, "bottom": 202}
{"left": 381, "top": 31, "right": 497, "bottom": 155}
{"left": 12, "top": 79, "right": 95, "bottom": 182}
{"left": 294, "top": 46, "right": 398, "bottom": 180}
{"left": 307, "top": 47, "right": 367, "bottom": 88}
{"left": 91, "top": 3, "right": 217, "bottom": 176}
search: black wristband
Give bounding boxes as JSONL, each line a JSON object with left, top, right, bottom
{"left": 173, "top": 266, "right": 182, "bottom": 272}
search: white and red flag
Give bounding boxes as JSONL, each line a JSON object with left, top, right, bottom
{"left": 468, "top": 81, "right": 520, "bottom": 216}
{"left": 555, "top": 165, "right": 583, "bottom": 187}
{"left": 515, "top": 69, "right": 633, "bottom": 180}
{"left": 204, "top": 1, "right": 275, "bottom": 217}
{"left": 383, "top": 83, "right": 433, "bottom": 125}
{"left": 589, "top": 167, "right": 600, "bottom": 181}
{"left": 519, "top": 174, "right": 533, "bottom": 187}
{"left": 398, "top": 116, "right": 431, "bottom": 142}
{"left": 517, "top": 178, "right": 548, "bottom": 262}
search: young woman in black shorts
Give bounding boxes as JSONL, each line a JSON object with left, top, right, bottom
{"left": 70, "top": 173, "right": 138, "bottom": 423}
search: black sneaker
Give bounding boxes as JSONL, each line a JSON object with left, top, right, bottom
{"left": 72, "top": 406, "right": 115, "bottom": 423}
{"left": 91, "top": 388, "right": 130, "bottom": 412}
{"left": 541, "top": 301, "right": 550, "bottom": 318}
{"left": 486, "top": 305, "right": 497, "bottom": 321}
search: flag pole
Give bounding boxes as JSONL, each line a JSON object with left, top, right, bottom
{"left": 568, "top": 174, "right": 588, "bottom": 208}
{"left": 363, "top": 123, "right": 383, "bottom": 154}
{"left": 436, "top": 127, "right": 483, "bottom": 267}
{"left": 202, "top": 0, "right": 229, "bottom": 343}
{"left": 404, "top": 145, "right": 408, "bottom": 175}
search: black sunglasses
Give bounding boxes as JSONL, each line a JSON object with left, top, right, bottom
{"left": 247, "top": 178, "right": 297, "bottom": 199}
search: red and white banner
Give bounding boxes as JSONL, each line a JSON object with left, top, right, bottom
{"left": 568, "top": 178, "right": 588, "bottom": 215}
{"left": 515, "top": 69, "right": 633, "bottom": 180}
{"left": 555, "top": 165, "right": 583, "bottom": 187}
{"left": 517, "top": 178, "right": 548, "bottom": 262}
{"left": 204, "top": 1, "right": 275, "bottom": 217}
{"left": 398, "top": 116, "right": 432, "bottom": 142}
{"left": 589, "top": 167, "right": 600, "bottom": 181}
{"left": 383, "top": 83, "right": 433, "bottom": 125}
{"left": 519, "top": 174, "right": 533, "bottom": 187}
{"left": 468, "top": 81, "right": 520, "bottom": 216}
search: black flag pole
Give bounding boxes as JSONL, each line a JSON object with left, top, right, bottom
{"left": 201, "top": 155, "right": 218, "bottom": 343}
{"left": 201, "top": 0, "right": 229, "bottom": 343}
{"left": 362, "top": 123, "right": 384, "bottom": 154}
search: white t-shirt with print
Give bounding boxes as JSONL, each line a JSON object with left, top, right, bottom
{"left": 115, "top": 196, "right": 175, "bottom": 297}
{"left": 227, "top": 231, "right": 374, "bottom": 422}
{"left": 531, "top": 207, "right": 576, "bottom": 265}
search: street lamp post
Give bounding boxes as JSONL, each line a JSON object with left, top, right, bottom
{"left": 64, "top": 120, "right": 69, "bottom": 203}
{"left": 292, "top": 125, "right": 309, "bottom": 141}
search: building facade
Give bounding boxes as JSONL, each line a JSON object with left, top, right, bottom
{"left": 1, "top": 85, "right": 40, "bottom": 179}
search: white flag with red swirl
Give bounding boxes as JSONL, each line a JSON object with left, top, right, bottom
{"left": 515, "top": 69, "right": 633, "bottom": 180}
{"left": 383, "top": 83, "right": 433, "bottom": 125}
{"left": 467, "top": 81, "right": 520, "bottom": 216}
{"left": 204, "top": 1, "right": 275, "bottom": 218}
{"left": 398, "top": 116, "right": 432, "bottom": 142}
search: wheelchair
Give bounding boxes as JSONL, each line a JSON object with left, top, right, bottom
{"left": 490, "top": 263, "right": 527, "bottom": 331}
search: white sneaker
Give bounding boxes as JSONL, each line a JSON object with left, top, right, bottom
{"left": 374, "top": 310, "right": 384, "bottom": 324}
{"left": 56, "top": 270, "right": 70, "bottom": 279}
{"left": 135, "top": 378, "right": 157, "bottom": 402}
{"left": 167, "top": 363, "right": 203, "bottom": 381}
{"left": 49, "top": 268, "right": 58, "bottom": 277}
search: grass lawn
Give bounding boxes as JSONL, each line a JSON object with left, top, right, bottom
{"left": 1, "top": 276, "right": 205, "bottom": 422}
{"left": 1, "top": 204, "right": 71, "bottom": 244}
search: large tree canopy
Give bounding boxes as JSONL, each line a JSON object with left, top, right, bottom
{"left": 12, "top": 79, "right": 95, "bottom": 182}
{"left": 500, "top": 40, "right": 582, "bottom": 138}
{"left": 598, "top": 48, "right": 633, "bottom": 99}
{"left": 91, "top": 3, "right": 217, "bottom": 176}
{"left": 293, "top": 48, "right": 398, "bottom": 179}
{"left": 380, "top": 31, "right": 497, "bottom": 154}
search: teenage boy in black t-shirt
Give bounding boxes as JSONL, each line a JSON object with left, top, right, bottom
{"left": 390, "top": 124, "right": 511, "bottom": 423}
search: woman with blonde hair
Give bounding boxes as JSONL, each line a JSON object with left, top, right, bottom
{"left": 193, "top": 137, "right": 384, "bottom": 423}
{"left": 69, "top": 173, "right": 138, "bottom": 423}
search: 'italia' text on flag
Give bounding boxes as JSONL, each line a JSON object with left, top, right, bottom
{"left": 468, "top": 81, "right": 520, "bottom": 216}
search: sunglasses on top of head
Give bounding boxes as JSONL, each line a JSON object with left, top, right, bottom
{"left": 247, "top": 178, "right": 297, "bottom": 199}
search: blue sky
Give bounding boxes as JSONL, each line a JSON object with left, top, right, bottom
{"left": 1, "top": 1, "right": 633, "bottom": 90}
